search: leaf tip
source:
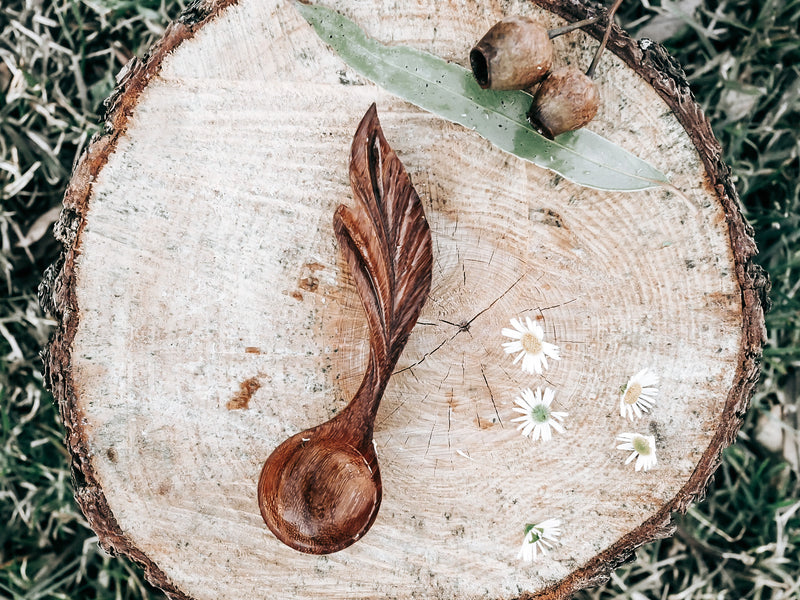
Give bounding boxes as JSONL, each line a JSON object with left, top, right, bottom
{"left": 353, "top": 102, "right": 381, "bottom": 148}
{"left": 294, "top": 0, "right": 314, "bottom": 21}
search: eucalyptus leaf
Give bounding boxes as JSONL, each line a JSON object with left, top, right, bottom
{"left": 296, "top": 2, "right": 671, "bottom": 192}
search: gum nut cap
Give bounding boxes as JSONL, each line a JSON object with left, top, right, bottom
{"left": 470, "top": 16, "right": 553, "bottom": 90}
{"left": 528, "top": 67, "right": 600, "bottom": 138}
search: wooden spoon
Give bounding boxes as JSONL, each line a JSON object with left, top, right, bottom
{"left": 257, "top": 104, "right": 434, "bottom": 554}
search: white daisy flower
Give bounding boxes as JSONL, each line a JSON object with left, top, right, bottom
{"left": 616, "top": 432, "right": 658, "bottom": 472}
{"left": 518, "top": 518, "right": 562, "bottom": 562}
{"left": 620, "top": 368, "right": 660, "bottom": 420}
{"left": 501, "top": 316, "right": 561, "bottom": 375}
{"left": 511, "top": 387, "right": 567, "bottom": 442}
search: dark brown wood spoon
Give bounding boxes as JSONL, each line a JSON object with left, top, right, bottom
{"left": 257, "top": 104, "right": 433, "bottom": 554}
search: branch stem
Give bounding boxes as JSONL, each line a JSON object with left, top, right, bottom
{"left": 586, "top": 0, "right": 625, "bottom": 79}
{"left": 547, "top": 16, "right": 599, "bottom": 39}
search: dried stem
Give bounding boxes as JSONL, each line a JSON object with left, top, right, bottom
{"left": 586, "top": 0, "right": 624, "bottom": 79}
{"left": 547, "top": 16, "right": 599, "bottom": 39}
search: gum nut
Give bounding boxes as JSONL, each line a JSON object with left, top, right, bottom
{"left": 528, "top": 67, "right": 599, "bottom": 138}
{"left": 470, "top": 16, "right": 553, "bottom": 90}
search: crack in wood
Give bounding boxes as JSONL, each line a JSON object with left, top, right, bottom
{"left": 481, "top": 368, "right": 503, "bottom": 428}
{"left": 395, "top": 273, "right": 529, "bottom": 375}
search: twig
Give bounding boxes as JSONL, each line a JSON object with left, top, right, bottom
{"left": 548, "top": 16, "right": 599, "bottom": 39}
{"left": 586, "top": 0, "right": 625, "bottom": 78}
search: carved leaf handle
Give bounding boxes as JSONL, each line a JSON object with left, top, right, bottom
{"left": 332, "top": 103, "right": 434, "bottom": 449}
{"left": 256, "top": 104, "right": 433, "bottom": 554}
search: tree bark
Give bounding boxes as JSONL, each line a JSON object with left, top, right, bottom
{"left": 41, "top": 0, "right": 767, "bottom": 598}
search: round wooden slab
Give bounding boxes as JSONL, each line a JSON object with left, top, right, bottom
{"left": 42, "top": 0, "right": 766, "bottom": 598}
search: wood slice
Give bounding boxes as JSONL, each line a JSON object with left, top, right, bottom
{"left": 41, "top": 0, "right": 767, "bottom": 598}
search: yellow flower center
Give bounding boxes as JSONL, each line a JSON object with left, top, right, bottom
{"left": 521, "top": 332, "right": 542, "bottom": 355}
{"left": 623, "top": 382, "right": 643, "bottom": 405}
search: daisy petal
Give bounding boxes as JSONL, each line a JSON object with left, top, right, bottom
{"left": 501, "top": 328, "right": 523, "bottom": 339}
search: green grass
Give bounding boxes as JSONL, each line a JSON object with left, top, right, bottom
{"left": 1, "top": 0, "right": 798, "bottom": 598}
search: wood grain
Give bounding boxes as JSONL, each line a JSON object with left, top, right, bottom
{"left": 40, "top": 0, "right": 766, "bottom": 598}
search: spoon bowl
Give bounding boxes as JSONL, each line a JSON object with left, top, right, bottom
{"left": 258, "top": 427, "right": 381, "bottom": 554}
